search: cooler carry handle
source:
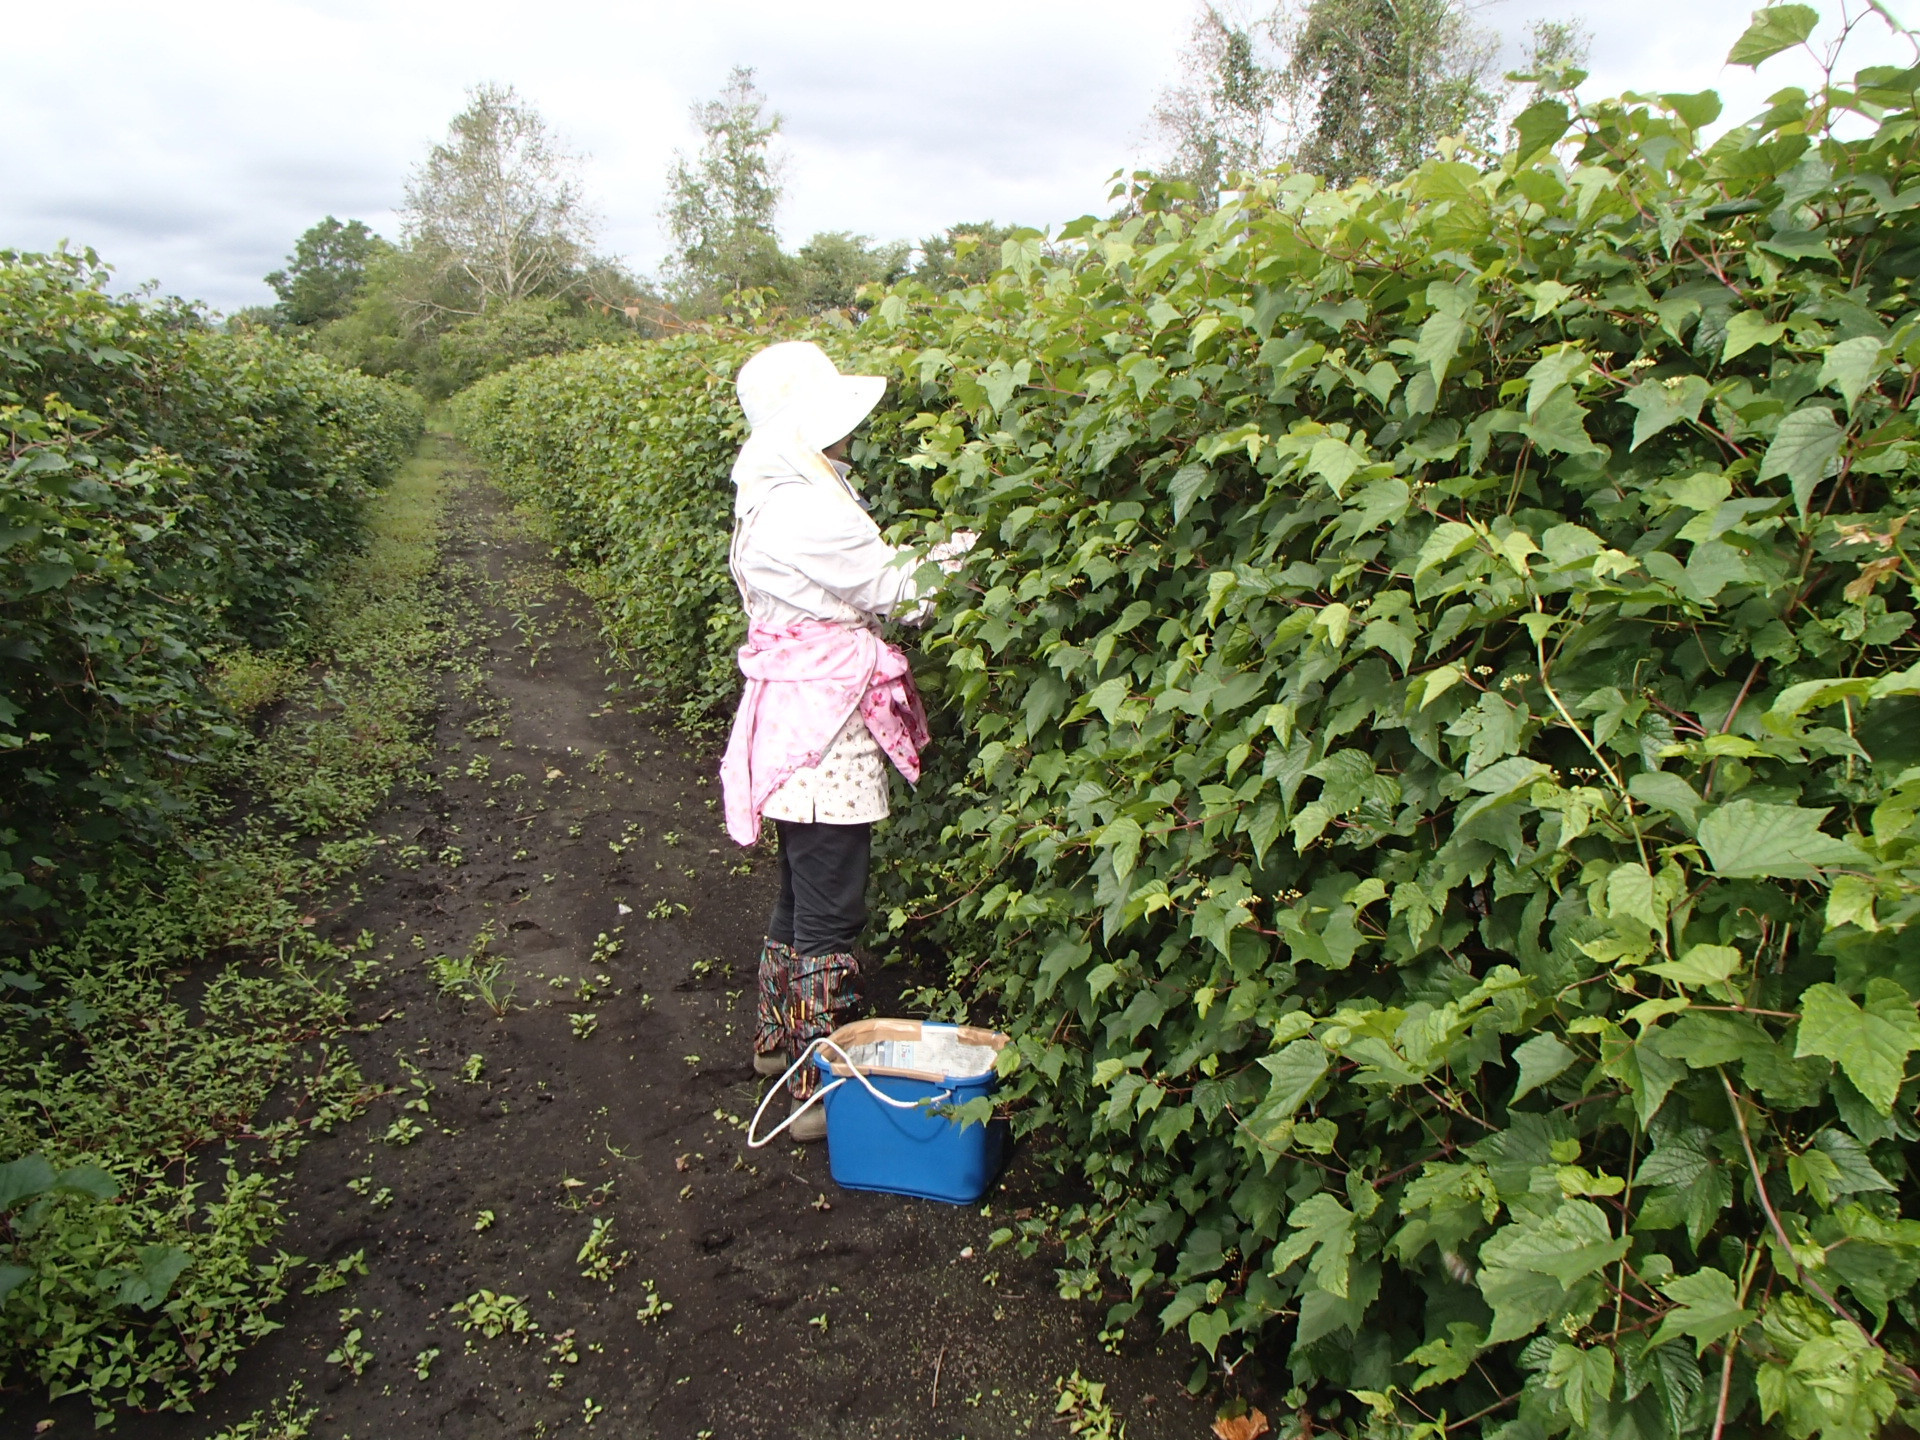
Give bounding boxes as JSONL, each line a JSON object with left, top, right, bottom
{"left": 745, "top": 1037, "right": 954, "bottom": 1149}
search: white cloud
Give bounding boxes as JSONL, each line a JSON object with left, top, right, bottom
{"left": 2, "top": 0, "right": 1910, "bottom": 312}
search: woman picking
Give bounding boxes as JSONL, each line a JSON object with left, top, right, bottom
{"left": 719, "top": 341, "right": 975, "bottom": 1141}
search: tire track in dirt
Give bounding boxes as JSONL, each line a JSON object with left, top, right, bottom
{"left": 92, "top": 453, "right": 1193, "bottom": 1440}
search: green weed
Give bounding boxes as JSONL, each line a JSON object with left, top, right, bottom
{"left": 427, "top": 926, "right": 516, "bottom": 1017}
{"left": 206, "top": 1381, "right": 318, "bottom": 1440}
{"left": 325, "top": 1308, "right": 372, "bottom": 1376}
{"left": 0, "top": 446, "right": 457, "bottom": 1422}
{"left": 452, "top": 1288, "right": 536, "bottom": 1340}
{"left": 633, "top": 1279, "right": 673, "bottom": 1325}
{"left": 1054, "top": 1372, "right": 1125, "bottom": 1439}
{"left": 575, "top": 1216, "right": 630, "bottom": 1285}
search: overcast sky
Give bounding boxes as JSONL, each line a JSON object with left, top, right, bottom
{"left": 4, "top": 1, "right": 1911, "bottom": 314}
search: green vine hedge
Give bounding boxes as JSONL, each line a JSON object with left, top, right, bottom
{"left": 0, "top": 249, "right": 422, "bottom": 925}
{"left": 461, "top": 23, "right": 1920, "bottom": 1438}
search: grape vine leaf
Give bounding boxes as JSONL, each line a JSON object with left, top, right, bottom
{"left": 1696, "top": 799, "right": 1865, "bottom": 878}
{"left": 1097, "top": 816, "right": 1144, "bottom": 883}
{"left": 1414, "top": 307, "right": 1470, "bottom": 386}
{"left": 1189, "top": 1307, "right": 1233, "bottom": 1358}
{"left": 116, "top": 1244, "right": 192, "bottom": 1312}
{"left": 1269, "top": 1192, "right": 1356, "bottom": 1297}
{"left": 1481, "top": 1201, "right": 1627, "bottom": 1288}
{"left": 1522, "top": 390, "right": 1601, "bottom": 455}
{"left": 1512, "top": 1033, "right": 1576, "bottom": 1101}
{"left": 1818, "top": 335, "right": 1887, "bottom": 412}
{"left": 1546, "top": 1343, "right": 1616, "bottom": 1428}
{"left": 1757, "top": 406, "right": 1845, "bottom": 515}
{"left": 1651, "top": 1268, "right": 1753, "bottom": 1354}
{"left": 1307, "top": 437, "right": 1363, "bottom": 497}
{"left": 1643, "top": 944, "right": 1744, "bottom": 990}
{"left": 1511, "top": 100, "right": 1571, "bottom": 165}
{"left": 0, "top": 1156, "right": 55, "bottom": 1211}
{"left": 1624, "top": 375, "right": 1711, "bottom": 450}
{"left": 1479, "top": 1200, "right": 1624, "bottom": 1343}
{"left": 1727, "top": 4, "right": 1819, "bottom": 66}
{"left": 1258, "top": 1040, "right": 1329, "bottom": 1116}
{"left": 1405, "top": 1322, "right": 1487, "bottom": 1391}
{"left": 1722, "top": 310, "right": 1786, "bottom": 360}
{"left": 1169, "top": 463, "right": 1213, "bottom": 522}
{"left": 1794, "top": 979, "right": 1920, "bottom": 1113}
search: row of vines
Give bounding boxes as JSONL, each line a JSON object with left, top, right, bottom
{"left": 2, "top": 247, "right": 423, "bottom": 928}
{"left": 458, "top": 21, "right": 1920, "bottom": 1440}
{"left": 2, "top": 248, "right": 429, "bottom": 1421}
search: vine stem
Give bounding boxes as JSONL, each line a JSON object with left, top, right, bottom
{"left": 1613, "top": 1128, "right": 1640, "bottom": 1336}
{"left": 1532, "top": 622, "right": 1631, "bottom": 804}
{"left": 1444, "top": 1391, "right": 1519, "bottom": 1432}
{"left": 1710, "top": 1330, "right": 1738, "bottom": 1440}
{"left": 1711, "top": 1244, "right": 1764, "bottom": 1440}
{"left": 1717, "top": 1069, "right": 1920, "bottom": 1393}
{"left": 1717, "top": 661, "right": 1763, "bottom": 735}
{"left": 1531, "top": 603, "right": 1668, "bottom": 957}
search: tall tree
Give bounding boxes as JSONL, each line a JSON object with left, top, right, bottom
{"left": 1150, "top": 0, "right": 1507, "bottom": 197}
{"left": 402, "top": 83, "right": 595, "bottom": 316}
{"left": 913, "top": 221, "right": 1018, "bottom": 290}
{"left": 1285, "top": 0, "right": 1503, "bottom": 184}
{"left": 1149, "top": 4, "right": 1291, "bottom": 200}
{"left": 785, "top": 232, "right": 910, "bottom": 312}
{"left": 662, "top": 67, "right": 787, "bottom": 304}
{"left": 265, "top": 216, "right": 386, "bottom": 327}
{"left": 1514, "top": 16, "right": 1593, "bottom": 101}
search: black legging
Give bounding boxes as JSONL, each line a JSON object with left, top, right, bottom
{"left": 767, "top": 820, "right": 871, "bottom": 957}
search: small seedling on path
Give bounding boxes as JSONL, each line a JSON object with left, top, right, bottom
{"left": 382, "top": 1116, "right": 422, "bottom": 1146}
{"left": 302, "top": 1249, "right": 368, "bottom": 1296}
{"left": 633, "top": 1280, "right": 672, "bottom": 1324}
{"left": 451, "top": 1290, "right": 535, "bottom": 1340}
{"left": 546, "top": 1329, "right": 579, "bottom": 1389}
{"left": 576, "top": 1216, "right": 631, "bottom": 1285}
{"left": 1055, "top": 1372, "right": 1126, "bottom": 1439}
{"left": 326, "top": 1310, "right": 371, "bottom": 1377}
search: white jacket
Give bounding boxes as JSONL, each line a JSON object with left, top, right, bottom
{"left": 729, "top": 458, "right": 927, "bottom": 629}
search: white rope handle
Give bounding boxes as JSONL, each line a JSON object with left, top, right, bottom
{"left": 745, "top": 1038, "right": 954, "bottom": 1149}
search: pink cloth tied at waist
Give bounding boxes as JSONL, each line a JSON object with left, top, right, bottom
{"left": 720, "top": 618, "right": 930, "bottom": 846}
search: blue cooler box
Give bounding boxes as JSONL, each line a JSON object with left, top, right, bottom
{"left": 813, "top": 1019, "right": 1010, "bottom": 1205}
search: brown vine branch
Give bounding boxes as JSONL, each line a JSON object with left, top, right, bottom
{"left": 1718, "top": 1068, "right": 1920, "bottom": 1394}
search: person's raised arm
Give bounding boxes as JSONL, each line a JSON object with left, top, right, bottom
{"left": 771, "top": 490, "right": 972, "bottom": 621}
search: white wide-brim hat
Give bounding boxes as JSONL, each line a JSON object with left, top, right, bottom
{"left": 736, "top": 340, "right": 885, "bottom": 451}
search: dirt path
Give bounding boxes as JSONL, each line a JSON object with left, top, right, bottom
{"left": 86, "top": 452, "right": 1193, "bottom": 1440}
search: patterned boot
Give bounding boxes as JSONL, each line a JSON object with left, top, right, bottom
{"left": 753, "top": 938, "right": 796, "bottom": 1077}
{"left": 785, "top": 951, "right": 864, "bottom": 1141}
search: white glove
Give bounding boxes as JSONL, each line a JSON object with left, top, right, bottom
{"left": 927, "top": 529, "right": 980, "bottom": 573}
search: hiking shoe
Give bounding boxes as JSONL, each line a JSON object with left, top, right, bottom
{"left": 753, "top": 1050, "right": 786, "bottom": 1078}
{"left": 788, "top": 1099, "right": 827, "bottom": 1143}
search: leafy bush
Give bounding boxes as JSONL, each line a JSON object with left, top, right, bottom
{"left": 458, "top": 33, "right": 1920, "bottom": 1440}
{"left": 0, "top": 448, "right": 456, "bottom": 1424}
{"left": 0, "top": 249, "right": 422, "bottom": 921}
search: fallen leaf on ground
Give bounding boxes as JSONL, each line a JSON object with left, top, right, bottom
{"left": 1212, "top": 1408, "right": 1269, "bottom": 1440}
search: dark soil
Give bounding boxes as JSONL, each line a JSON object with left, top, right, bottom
{"left": 37, "top": 460, "right": 1196, "bottom": 1440}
